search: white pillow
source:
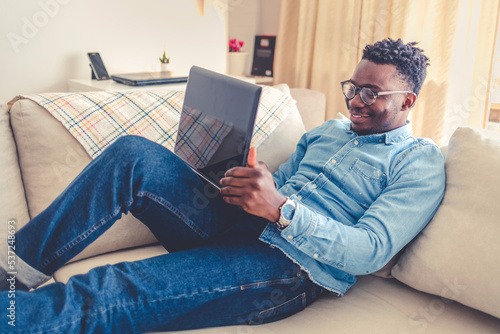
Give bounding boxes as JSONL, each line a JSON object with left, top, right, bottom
{"left": 392, "top": 127, "right": 500, "bottom": 318}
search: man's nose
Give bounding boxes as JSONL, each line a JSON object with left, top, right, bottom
{"left": 349, "top": 92, "right": 365, "bottom": 108}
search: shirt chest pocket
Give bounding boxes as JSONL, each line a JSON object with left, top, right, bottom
{"left": 339, "top": 159, "right": 387, "bottom": 209}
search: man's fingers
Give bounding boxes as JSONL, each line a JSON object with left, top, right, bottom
{"left": 224, "top": 166, "right": 262, "bottom": 178}
{"left": 220, "top": 185, "right": 245, "bottom": 197}
{"left": 221, "top": 195, "right": 246, "bottom": 209}
{"left": 219, "top": 176, "right": 245, "bottom": 188}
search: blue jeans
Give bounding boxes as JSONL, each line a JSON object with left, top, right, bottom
{"left": 1, "top": 136, "right": 322, "bottom": 333}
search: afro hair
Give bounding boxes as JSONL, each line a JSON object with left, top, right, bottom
{"left": 362, "top": 38, "right": 430, "bottom": 95}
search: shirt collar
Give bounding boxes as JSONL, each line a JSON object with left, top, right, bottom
{"left": 383, "top": 121, "right": 413, "bottom": 144}
{"left": 347, "top": 121, "right": 413, "bottom": 144}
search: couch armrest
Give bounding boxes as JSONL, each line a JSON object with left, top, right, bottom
{"left": 0, "top": 104, "right": 30, "bottom": 232}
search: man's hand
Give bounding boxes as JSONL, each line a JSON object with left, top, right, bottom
{"left": 220, "top": 147, "right": 286, "bottom": 222}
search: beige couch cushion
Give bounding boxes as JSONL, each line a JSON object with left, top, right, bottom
{"left": 0, "top": 104, "right": 30, "bottom": 233}
{"left": 392, "top": 127, "right": 500, "bottom": 319}
{"left": 8, "top": 85, "right": 305, "bottom": 262}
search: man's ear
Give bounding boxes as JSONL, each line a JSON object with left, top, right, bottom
{"left": 401, "top": 93, "right": 417, "bottom": 111}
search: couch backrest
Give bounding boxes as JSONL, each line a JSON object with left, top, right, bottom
{"left": 290, "top": 88, "right": 326, "bottom": 131}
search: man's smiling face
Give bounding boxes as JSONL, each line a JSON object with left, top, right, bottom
{"left": 346, "top": 59, "right": 415, "bottom": 136}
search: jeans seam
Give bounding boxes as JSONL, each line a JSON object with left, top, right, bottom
{"left": 239, "top": 276, "right": 303, "bottom": 290}
{"left": 136, "top": 191, "right": 209, "bottom": 240}
{"left": 252, "top": 292, "right": 306, "bottom": 324}
{"left": 39, "top": 202, "right": 129, "bottom": 271}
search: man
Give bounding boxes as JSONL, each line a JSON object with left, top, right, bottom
{"left": 1, "top": 38, "right": 445, "bottom": 333}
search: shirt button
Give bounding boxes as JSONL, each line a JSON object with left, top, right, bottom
{"left": 297, "top": 195, "right": 302, "bottom": 200}
{"left": 313, "top": 254, "right": 319, "bottom": 259}
{"left": 331, "top": 159, "right": 337, "bottom": 164}
{"left": 312, "top": 184, "right": 317, "bottom": 188}
{"left": 354, "top": 140, "right": 359, "bottom": 145}
{"left": 287, "top": 235, "right": 293, "bottom": 240}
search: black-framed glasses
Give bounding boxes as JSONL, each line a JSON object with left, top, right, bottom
{"left": 341, "top": 80, "right": 413, "bottom": 106}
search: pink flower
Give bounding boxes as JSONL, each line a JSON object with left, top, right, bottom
{"left": 229, "top": 38, "right": 244, "bottom": 52}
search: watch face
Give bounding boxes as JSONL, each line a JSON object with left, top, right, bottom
{"left": 281, "top": 203, "right": 295, "bottom": 221}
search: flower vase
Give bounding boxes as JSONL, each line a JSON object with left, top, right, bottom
{"left": 160, "top": 63, "right": 170, "bottom": 72}
{"left": 227, "top": 52, "right": 248, "bottom": 76}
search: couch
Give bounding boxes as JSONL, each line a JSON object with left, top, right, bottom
{"left": 2, "top": 84, "right": 500, "bottom": 333}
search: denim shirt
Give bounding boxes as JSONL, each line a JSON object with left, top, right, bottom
{"left": 259, "top": 119, "right": 446, "bottom": 296}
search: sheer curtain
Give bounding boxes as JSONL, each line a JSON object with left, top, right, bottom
{"left": 274, "top": 0, "right": 499, "bottom": 145}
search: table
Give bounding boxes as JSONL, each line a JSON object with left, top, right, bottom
{"left": 67, "top": 78, "right": 188, "bottom": 93}
{"left": 68, "top": 75, "right": 258, "bottom": 93}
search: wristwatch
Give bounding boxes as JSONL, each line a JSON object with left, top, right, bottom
{"left": 275, "top": 197, "right": 296, "bottom": 230}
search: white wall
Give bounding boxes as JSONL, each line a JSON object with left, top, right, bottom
{"left": 227, "top": 0, "right": 281, "bottom": 75}
{"left": 258, "top": 0, "right": 281, "bottom": 35}
{"left": 0, "top": 0, "right": 228, "bottom": 104}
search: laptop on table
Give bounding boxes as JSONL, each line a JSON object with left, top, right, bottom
{"left": 111, "top": 71, "right": 188, "bottom": 86}
{"left": 174, "top": 66, "right": 262, "bottom": 190}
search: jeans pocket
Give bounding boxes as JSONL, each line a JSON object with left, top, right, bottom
{"left": 249, "top": 292, "right": 307, "bottom": 325}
